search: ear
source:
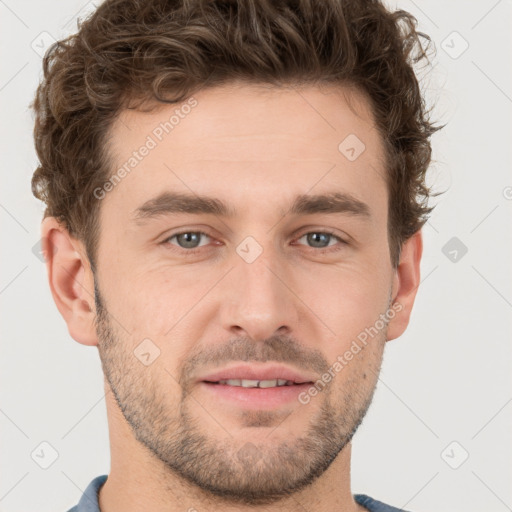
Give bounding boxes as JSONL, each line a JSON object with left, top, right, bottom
{"left": 40, "top": 217, "right": 99, "bottom": 346}
{"left": 386, "top": 230, "right": 423, "bottom": 341}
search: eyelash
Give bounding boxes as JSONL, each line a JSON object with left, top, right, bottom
{"left": 161, "top": 230, "right": 348, "bottom": 255}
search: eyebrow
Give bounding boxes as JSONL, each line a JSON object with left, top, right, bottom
{"left": 131, "top": 191, "right": 371, "bottom": 224}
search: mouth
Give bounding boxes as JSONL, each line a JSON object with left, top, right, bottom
{"left": 196, "top": 364, "right": 316, "bottom": 409}
{"left": 199, "top": 379, "right": 314, "bottom": 410}
{"left": 203, "top": 378, "right": 310, "bottom": 388}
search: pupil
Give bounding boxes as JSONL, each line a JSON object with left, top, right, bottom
{"left": 178, "top": 232, "right": 200, "bottom": 248}
{"left": 308, "top": 233, "right": 329, "bottom": 248}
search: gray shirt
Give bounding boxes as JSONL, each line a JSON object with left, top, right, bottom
{"left": 67, "top": 475, "right": 413, "bottom": 512}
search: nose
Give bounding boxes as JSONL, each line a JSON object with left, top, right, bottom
{"left": 220, "top": 248, "right": 300, "bottom": 342}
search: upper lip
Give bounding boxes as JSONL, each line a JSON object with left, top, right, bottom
{"left": 198, "top": 364, "right": 316, "bottom": 384}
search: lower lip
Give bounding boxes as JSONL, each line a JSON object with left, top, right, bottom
{"left": 199, "top": 382, "right": 313, "bottom": 409}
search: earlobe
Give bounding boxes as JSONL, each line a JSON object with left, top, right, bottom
{"left": 41, "top": 217, "right": 99, "bottom": 347}
{"left": 386, "top": 230, "right": 423, "bottom": 342}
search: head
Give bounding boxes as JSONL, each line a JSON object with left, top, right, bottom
{"left": 33, "top": 0, "right": 441, "bottom": 505}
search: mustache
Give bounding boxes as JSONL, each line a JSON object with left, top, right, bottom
{"left": 180, "top": 335, "right": 329, "bottom": 387}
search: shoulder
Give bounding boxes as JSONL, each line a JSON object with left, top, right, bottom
{"left": 65, "top": 474, "right": 108, "bottom": 512}
{"left": 355, "top": 493, "right": 414, "bottom": 512}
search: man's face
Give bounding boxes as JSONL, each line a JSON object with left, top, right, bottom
{"left": 94, "top": 83, "right": 396, "bottom": 504}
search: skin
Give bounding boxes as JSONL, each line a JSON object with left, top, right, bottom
{"left": 42, "top": 82, "right": 422, "bottom": 512}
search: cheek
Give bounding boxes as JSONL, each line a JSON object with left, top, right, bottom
{"left": 299, "top": 263, "right": 392, "bottom": 337}
{"left": 116, "top": 266, "right": 219, "bottom": 337}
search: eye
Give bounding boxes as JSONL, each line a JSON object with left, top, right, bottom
{"left": 161, "top": 229, "right": 348, "bottom": 255}
{"left": 294, "top": 231, "right": 347, "bottom": 251}
{"left": 163, "top": 231, "right": 212, "bottom": 251}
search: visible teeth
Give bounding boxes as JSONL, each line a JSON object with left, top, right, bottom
{"left": 257, "top": 379, "right": 276, "bottom": 388}
{"left": 240, "top": 379, "right": 260, "bottom": 388}
{"left": 217, "top": 379, "right": 295, "bottom": 388}
{"left": 223, "top": 379, "right": 241, "bottom": 386}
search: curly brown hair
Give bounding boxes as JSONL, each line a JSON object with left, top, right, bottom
{"left": 31, "top": 0, "right": 443, "bottom": 271}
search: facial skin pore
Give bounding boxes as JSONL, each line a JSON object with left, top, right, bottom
{"left": 42, "top": 82, "right": 422, "bottom": 512}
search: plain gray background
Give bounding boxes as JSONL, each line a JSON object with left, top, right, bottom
{"left": 1, "top": 1, "right": 511, "bottom": 511}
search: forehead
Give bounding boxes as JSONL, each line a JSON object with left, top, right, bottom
{"left": 104, "top": 83, "right": 388, "bottom": 221}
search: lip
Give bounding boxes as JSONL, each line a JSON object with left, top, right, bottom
{"left": 199, "top": 381, "right": 313, "bottom": 410}
{"left": 197, "top": 363, "right": 316, "bottom": 385}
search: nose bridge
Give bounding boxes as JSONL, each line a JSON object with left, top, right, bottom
{"left": 222, "top": 237, "right": 299, "bottom": 340}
